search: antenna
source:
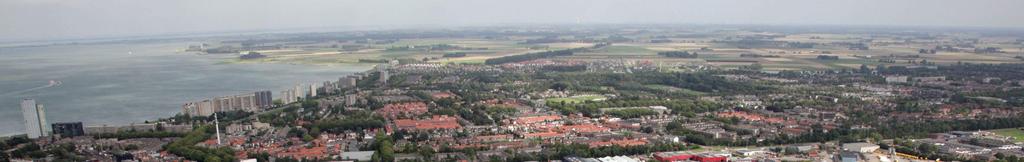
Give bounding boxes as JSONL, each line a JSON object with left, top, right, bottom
{"left": 214, "top": 113, "right": 222, "bottom": 146}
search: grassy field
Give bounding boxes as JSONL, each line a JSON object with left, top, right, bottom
{"left": 989, "top": 128, "right": 1024, "bottom": 142}
{"left": 545, "top": 95, "right": 608, "bottom": 104}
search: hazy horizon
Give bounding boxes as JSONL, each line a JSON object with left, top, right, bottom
{"left": 4, "top": 0, "right": 1024, "bottom": 41}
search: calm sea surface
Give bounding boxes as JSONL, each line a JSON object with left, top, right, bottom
{"left": 0, "top": 41, "right": 370, "bottom": 136}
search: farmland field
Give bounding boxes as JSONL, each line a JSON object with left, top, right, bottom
{"left": 990, "top": 128, "right": 1024, "bottom": 142}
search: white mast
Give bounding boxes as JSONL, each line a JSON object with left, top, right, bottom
{"left": 214, "top": 113, "right": 222, "bottom": 145}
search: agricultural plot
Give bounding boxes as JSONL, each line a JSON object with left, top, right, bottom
{"left": 989, "top": 128, "right": 1024, "bottom": 143}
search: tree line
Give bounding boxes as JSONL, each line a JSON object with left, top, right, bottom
{"left": 310, "top": 117, "right": 385, "bottom": 134}
{"left": 442, "top": 52, "right": 467, "bottom": 58}
{"left": 604, "top": 108, "right": 661, "bottom": 119}
{"left": 658, "top": 51, "right": 699, "bottom": 58}
{"left": 548, "top": 99, "right": 722, "bottom": 117}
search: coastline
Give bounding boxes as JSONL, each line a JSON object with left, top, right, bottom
{"left": 0, "top": 42, "right": 374, "bottom": 136}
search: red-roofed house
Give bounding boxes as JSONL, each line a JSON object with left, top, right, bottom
{"left": 278, "top": 146, "right": 326, "bottom": 160}
{"left": 473, "top": 134, "right": 513, "bottom": 143}
{"left": 431, "top": 92, "right": 455, "bottom": 99}
{"left": 523, "top": 131, "right": 564, "bottom": 139}
{"left": 694, "top": 154, "right": 728, "bottom": 162}
{"left": 560, "top": 124, "right": 611, "bottom": 134}
{"left": 393, "top": 115, "right": 461, "bottom": 131}
{"left": 376, "top": 102, "right": 428, "bottom": 119}
{"left": 511, "top": 115, "right": 563, "bottom": 125}
{"left": 588, "top": 138, "right": 648, "bottom": 148}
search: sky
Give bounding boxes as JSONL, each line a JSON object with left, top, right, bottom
{"left": 2, "top": 0, "right": 1024, "bottom": 41}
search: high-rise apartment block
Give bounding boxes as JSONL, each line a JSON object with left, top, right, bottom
{"left": 21, "top": 99, "right": 48, "bottom": 139}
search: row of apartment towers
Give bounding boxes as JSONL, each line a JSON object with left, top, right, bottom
{"left": 181, "top": 91, "right": 272, "bottom": 117}
{"left": 181, "top": 65, "right": 372, "bottom": 117}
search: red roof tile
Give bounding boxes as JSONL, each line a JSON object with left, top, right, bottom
{"left": 376, "top": 102, "right": 429, "bottom": 119}
{"left": 559, "top": 124, "right": 610, "bottom": 133}
{"left": 393, "top": 115, "right": 461, "bottom": 131}
{"left": 513, "top": 115, "right": 563, "bottom": 125}
{"left": 523, "top": 131, "right": 563, "bottom": 139}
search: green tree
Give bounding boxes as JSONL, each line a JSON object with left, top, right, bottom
{"left": 205, "top": 156, "right": 222, "bottom": 162}
{"left": 372, "top": 131, "right": 395, "bottom": 162}
{"left": 302, "top": 134, "right": 314, "bottom": 142}
{"left": 377, "top": 140, "right": 394, "bottom": 162}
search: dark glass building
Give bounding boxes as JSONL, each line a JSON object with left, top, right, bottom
{"left": 51, "top": 122, "right": 84, "bottom": 137}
